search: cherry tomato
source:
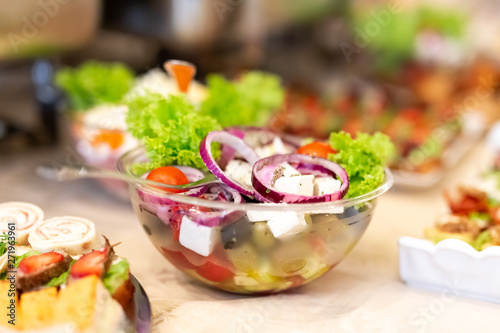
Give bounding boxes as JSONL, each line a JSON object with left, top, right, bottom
{"left": 297, "top": 142, "right": 337, "bottom": 159}
{"left": 147, "top": 166, "right": 189, "bottom": 193}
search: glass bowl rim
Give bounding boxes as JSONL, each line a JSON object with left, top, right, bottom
{"left": 117, "top": 146, "right": 394, "bottom": 212}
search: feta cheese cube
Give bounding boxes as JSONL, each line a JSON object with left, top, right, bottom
{"left": 224, "top": 160, "right": 253, "bottom": 188}
{"left": 267, "top": 212, "right": 308, "bottom": 238}
{"left": 280, "top": 162, "right": 300, "bottom": 178}
{"left": 179, "top": 216, "right": 217, "bottom": 256}
{"left": 254, "top": 137, "right": 292, "bottom": 158}
{"left": 274, "top": 175, "right": 315, "bottom": 196}
{"left": 255, "top": 145, "right": 274, "bottom": 158}
{"left": 313, "top": 177, "right": 342, "bottom": 196}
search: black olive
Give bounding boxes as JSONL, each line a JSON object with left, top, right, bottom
{"left": 221, "top": 215, "right": 253, "bottom": 249}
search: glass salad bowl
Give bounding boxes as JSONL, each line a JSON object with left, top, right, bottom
{"left": 64, "top": 106, "right": 138, "bottom": 201}
{"left": 118, "top": 147, "right": 393, "bottom": 294}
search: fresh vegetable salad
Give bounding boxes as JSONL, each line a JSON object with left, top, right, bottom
{"left": 121, "top": 91, "right": 394, "bottom": 293}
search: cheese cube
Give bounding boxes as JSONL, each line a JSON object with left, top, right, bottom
{"left": 267, "top": 212, "right": 308, "bottom": 238}
{"left": 224, "top": 160, "right": 253, "bottom": 188}
{"left": 313, "top": 177, "right": 342, "bottom": 196}
{"left": 179, "top": 216, "right": 217, "bottom": 257}
{"left": 274, "top": 175, "right": 315, "bottom": 196}
{"left": 280, "top": 162, "right": 300, "bottom": 178}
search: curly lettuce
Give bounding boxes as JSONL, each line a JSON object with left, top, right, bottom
{"left": 329, "top": 131, "right": 395, "bottom": 198}
{"left": 200, "top": 71, "right": 284, "bottom": 127}
{"left": 126, "top": 93, "right": 221, "bottom": 173}
{"left": 55, "top": 61, "right": 135, "bottom": 111}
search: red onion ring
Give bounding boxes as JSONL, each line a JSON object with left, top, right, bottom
{"left": 251, "top": 154, "right": 349, "bottom": 203}
{"left": 200, "top": 131, "right": 260, "bottom": 196}
{"left": 218, "top": 129, "right": 246, "bottom": 169}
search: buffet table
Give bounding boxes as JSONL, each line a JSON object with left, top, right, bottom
{"left": 1, "top": 139, "right": 499, "bottom": 333}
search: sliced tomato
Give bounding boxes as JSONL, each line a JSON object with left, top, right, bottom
{"left": 19, "top": 252, "right": 64, "bottom": 274}
{"left": 70, "top": 248, "right": 109, "bottom": 278}
{"left": 147, "top": 166, "right": 189, "bottom": 193}
{"left": 196, "top": 260, "right": 233, "bottom": 282}
{"left": 297, "top": 142, "right": 337, "bottom": 159}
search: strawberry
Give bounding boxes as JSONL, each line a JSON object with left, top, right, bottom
{"left": 19, "top": 252, "right": 65, "bottom": 274}
{"left": 70, "top": 248, "right": 110, "bottom": 278}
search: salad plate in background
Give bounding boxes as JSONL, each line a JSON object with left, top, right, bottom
{"left": 399, "top": 124, "right": 500, "bottom": 303}
{"left": 55, "top": 60, "right": 285, "bottom": 201}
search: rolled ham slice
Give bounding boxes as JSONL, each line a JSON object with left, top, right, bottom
{"left": 0, "top": 202, "right": 44, "bottom": 245}
{"left": 28, "top": 216, "right": 100, "bottom": 255}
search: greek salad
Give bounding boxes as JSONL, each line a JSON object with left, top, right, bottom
{"left": 124, "top": 91, "right": 394, "bottom": 292}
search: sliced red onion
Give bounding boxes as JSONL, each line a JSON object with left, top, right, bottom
{"left": 295, "top": 163, "right": 336, "bottom": 178}
{"left": 218, "top": 129, "right": 246, "bottom": 169}
{"left": 201, "top": 183, "right": 243, "bottom": 204}
{"left": 251, "top": 154, "right": 349, "bottom": 203}
{"left": 200, "top": 131, "right": 260, "bottom": 196}
{"left": 174, "top": 165, "right": 205, "bottom": 181}
{"left": 258, "top": 165, "right": 278, "bottom": 186}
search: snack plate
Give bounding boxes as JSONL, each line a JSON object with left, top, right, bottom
{"left": 131, "top": 275, "right": 152, "bottom": 333}
{"left": 398, "top": 236, "right": 500, "bottom": 304}
{"left": 392, "top": 112, "right": 485, "bottom": 189}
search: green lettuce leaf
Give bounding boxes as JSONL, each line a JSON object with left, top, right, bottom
{"left": 200, "top": 71, "right": 284, "bottom": 127}
{"left": 0, "top": 233, "right": 9, "bottom": 257}
{"left": 46, "top": 261, "right": 75, "bottom": 287}
{"left": 55, "top": 61, "right": 135, "bottom": 111}
{"left": 126, "top": 93, "right": 221, "bottom": 173}
{"left": 473, "top": 230, "right": 491, "bottom": 251}
{"left": 103, "top": 260, "right": 130, "bottom": 295}
{"left": 329, "top": 131, "right": 395, "bottom": 198}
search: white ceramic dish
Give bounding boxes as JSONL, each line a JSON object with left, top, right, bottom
{"left": 399, "top": 236, "right": 500, "bottom": 304}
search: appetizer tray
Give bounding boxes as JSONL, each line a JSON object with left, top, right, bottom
{"left": 131, "top": 275, "right": 152, "bottom": 333}
{"left": 392, "top": 113, "right": 485, "bottom": 188}
{"left": 399, "top": 236, "right": 500, "bottom": 304}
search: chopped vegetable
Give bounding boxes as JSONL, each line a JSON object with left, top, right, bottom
{"left": 146, "top": 166, "right": 189, "bottom": 193}
{"left": 46, "top": 261, "right": 75, "bottom": 287}
{"left": 473, "top": 230, "right": 491, "bottom": 251}
{"left": 200, "top": 71, "right": 284, "bottom": 127}
{"left": 70, "top": 248, "right": 111, "bottom": 278}
{"left": 126, "top": 93, "right": 221, "bottom": 173}
{"left": 297, "top": 142, "right": 337, "bottom": 159}
{"left": 19, "top": 252, "right": 65, "bottom": 274}
{"left": 55, "top": 61, "right": 135, "bottom": 111}
{"left": 0, "top": 233, "right": 9, "bottom": 257}
{"left": 103, "top": 260, "right": 131, "bottom": 295}
{"left": 329, "top": 131, "right": 395, "bottom": 198}
{"left": 14, "top": 251, "right": 41, "bottom": 268}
